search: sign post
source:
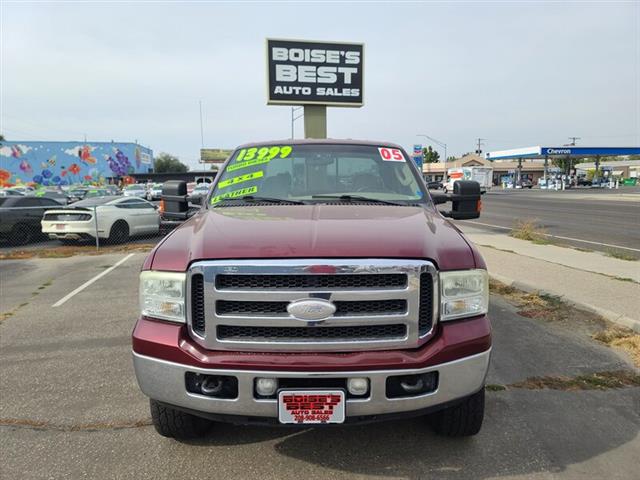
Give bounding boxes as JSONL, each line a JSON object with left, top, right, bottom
{"left": 266, "top": 38, "right": 364, "bottom": 139}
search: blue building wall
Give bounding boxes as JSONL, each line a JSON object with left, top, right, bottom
{"left": 0, "top": 141, "right": 153, "bottom": 187}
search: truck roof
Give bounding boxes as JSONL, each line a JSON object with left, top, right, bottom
{"left": 235, "top": 138, "right": 405, "bottom": 150}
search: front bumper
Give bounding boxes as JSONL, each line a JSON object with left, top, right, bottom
{"left": 132, "top": 315, "right": 491, "bottom": 420}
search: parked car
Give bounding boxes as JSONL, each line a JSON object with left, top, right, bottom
{"left": 0, "top": 196, "right": 62, "bottom": 245}
{"left": 576, "top": 177, "right": 592, "bottom": 187}
{"left": 426, "top": 181, "right": 443, "bottom": 190}
{"left": 27, "top": 190, "right": 71, "bottom": 204}
{"left": 42, "top": 196, "right": 160, "bottom": 244}
{"left": 146, "top": 183, "right": 163, "bottom": 201}
{"left": 134, "top": 139, "right": 488, "bottom": 439}
{"left": 190, "top": 183, "right": 211, "bottom": 198}
{"left": 123, "top": 184, "right": 147, "bottom": 198}
{"left": 517, "top": 178, "right": 533, "bottom": 189}
{"left": 0, "top": 189, "right": 25, "bottom": 197}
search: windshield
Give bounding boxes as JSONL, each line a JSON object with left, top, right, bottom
{"left": 126, "top": 185, "right": 144, "bottom": 191}
{"left": 209, "top": 144, "right": 425, "bottom": 206}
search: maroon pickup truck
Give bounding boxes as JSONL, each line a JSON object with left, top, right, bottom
{"left": 133, "top": 139, "right": 490, "bottom": 439}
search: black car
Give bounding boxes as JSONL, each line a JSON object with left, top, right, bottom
{"left": 0, "top": 196, "right": 62, "bottom": 245}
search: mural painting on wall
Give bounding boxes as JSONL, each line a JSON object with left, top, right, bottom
{"left": 0, "top": 142, "right": 152, "bottom": 187}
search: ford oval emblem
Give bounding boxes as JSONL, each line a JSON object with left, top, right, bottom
{"left": 287, "top": 299, "right": 336, "bottom": 321}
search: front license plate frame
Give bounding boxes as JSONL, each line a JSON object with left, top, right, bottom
{"left": 278, "top": 390, "right": 345, "bottom": 424}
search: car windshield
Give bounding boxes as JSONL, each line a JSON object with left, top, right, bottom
{"left": 209, "top": 143, "right": 425, "bottom": 206}
{"left": 126, "top": 185, "right": 144, "bottom": 191}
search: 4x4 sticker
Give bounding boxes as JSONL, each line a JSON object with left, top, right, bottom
{"left": 217, "top": 171, "right": 264, "bottom": 189}
{"left": 211, "top": 185, "right": 258, "bottom": 205}
{"left": 378, "top": 147, "right": 405, "bottom": 162}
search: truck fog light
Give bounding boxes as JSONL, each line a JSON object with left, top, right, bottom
{"left": 255, "top": 378, "right": 278, "bottom": 396}
{"left": 347, "top": 377, "right": 369, "bottom": 396}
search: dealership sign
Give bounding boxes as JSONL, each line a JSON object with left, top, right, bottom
{"left": 266, "top": 38, "right": 364, "bottom": 107}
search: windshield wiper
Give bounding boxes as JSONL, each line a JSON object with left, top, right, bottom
{"left": 311, "top": 195, "right": 403, "bottom": 206}
{"left": 212, "top": 196, "right": 306, "bottom": 206}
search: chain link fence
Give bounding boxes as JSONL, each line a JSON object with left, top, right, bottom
{"left": 0, "top": 195, "right": 183, "bottom": 256}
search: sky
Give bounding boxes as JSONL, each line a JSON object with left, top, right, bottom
{"left": 1, "top": 1, "right": 638, "bottom": 170}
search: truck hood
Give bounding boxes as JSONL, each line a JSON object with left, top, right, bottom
{"left": 149, "top": 205, "right": 476, "bottom": 271}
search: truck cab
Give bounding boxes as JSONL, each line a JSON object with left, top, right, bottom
{"left": 133, "top": 139, "right": 490, "bottom": 438}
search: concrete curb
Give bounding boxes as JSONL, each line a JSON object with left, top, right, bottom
{"left": 489, "top": 272, "right": 640, "bottom": 333}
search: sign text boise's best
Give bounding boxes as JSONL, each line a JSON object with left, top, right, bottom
{"left": 266, "top": 39, "right": 364, "bottom": 107}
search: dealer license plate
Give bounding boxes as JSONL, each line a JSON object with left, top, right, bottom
{"left": 56, "top": 224, "right": 66, "bottom": 230}
{"left": 278, "top": 390, "right": 345, "bottom": 424}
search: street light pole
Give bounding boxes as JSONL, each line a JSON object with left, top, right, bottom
{"left": 417, "top": 134, "right": 448, "bottom": 182}
{"left": 291, "top": 106, "right": 304, "bottom": 139}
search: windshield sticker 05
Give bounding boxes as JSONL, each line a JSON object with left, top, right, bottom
{"left": 211, "top": 185, "right": 258, "bottom": 205}
{"left": 217, "top": 171, "right": 264, "bottom": 189}
{"left": 378, "top": 147, "right": 405, "bottom": 162}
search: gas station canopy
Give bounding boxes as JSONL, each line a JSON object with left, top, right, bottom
{"left": 486, "top": 146, "right": 640, "bottom": 160}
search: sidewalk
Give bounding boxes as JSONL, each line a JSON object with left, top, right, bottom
{"left": 459, "top": 225, "right": 640, "bottom": 332}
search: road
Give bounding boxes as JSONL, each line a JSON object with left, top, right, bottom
{"left": 461, "top": 188, "right": 640, "bottom": 258}
{"left": 1, "top": 253, "right": 638, "bottom": 479}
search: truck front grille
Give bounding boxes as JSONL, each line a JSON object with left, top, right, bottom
{"left": 187, "top": 259, "right": 437, "bottom": 352}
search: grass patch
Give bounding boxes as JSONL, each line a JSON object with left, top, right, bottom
{"left": 509, "top": 370, "right": 640, "bottom": 391}
{"left": 593, "top": 327, "right": 640, "bottom": 367}
{"left": 0, "top": 243, "right": 155, "bottom": 260}
{"left": 510, "top": 219, "right": 551, "bottom": 244}
{"left": 605, "top": 249, "right": 638, "bottom": 261}
{"left": 485, "top": 384, "right": 507, "bottom": 392}
{"left": 614, "top": 276, "right": 635, "bottom": 283}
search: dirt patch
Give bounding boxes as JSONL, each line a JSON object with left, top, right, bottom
{"left": 605, "top": 249, "right": 638, "bottom": 261}
{"left": 509, "top": 370, "right": 640, "bottom": 391}
{"left": 0, "top": 417, "right": 152, "bottom": 432}
{"left": 593, "top": 327, "right": 640, "bottom": 367}
{"left": 490, "top": 279, "right": 639, "bottom": 367}
{"left": 0, "top": 243, "right": 155, "bottom": 260}
{"left": 510, "top": 219, "right": 552, "bottom": 245}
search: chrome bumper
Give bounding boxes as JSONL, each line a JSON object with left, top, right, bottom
{"left": 133, "top": 349, "right": 491, "bottom": 418}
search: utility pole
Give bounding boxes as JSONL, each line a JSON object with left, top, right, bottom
{"left": 567, "top": 137, "right": 580, "bottom": 146}
{"left": 475, "top": 138, "right": 485, "bottom": 156}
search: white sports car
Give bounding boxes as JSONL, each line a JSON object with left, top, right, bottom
{"left": 42, "top": 196, "right": 160, "bottom": 244}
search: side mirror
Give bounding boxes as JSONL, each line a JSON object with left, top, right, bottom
{"left": 161, "top": 180, "right": 189, "bottom": 220}
{"left": 439, "top": 180, "right": 482, "bottom": 220}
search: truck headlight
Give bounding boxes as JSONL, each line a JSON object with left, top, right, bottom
{"left": 139, "top": 271, "right": 186, "bottom": 323}
{"left": 440, "top": 269, "right": 488, "bottom": 321}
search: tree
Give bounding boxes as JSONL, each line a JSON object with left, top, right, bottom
{"left": 154, "top": 153, "right": 188, "bottom": 173}
{"left": 422, "top": 145, "right": 440, "bottom": 163}
{"left": 0, "top": 134, "right": 5, "bottom": 142}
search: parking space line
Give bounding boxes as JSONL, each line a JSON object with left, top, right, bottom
{"left": 463, "top": 221, "right": 640, "bottom": 252}
{"left": 52, "top": 253, "right": 135, "bottom": 308}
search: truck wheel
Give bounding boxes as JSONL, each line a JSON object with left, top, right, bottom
{"left": 428, "top": 389, "right": 485, "bottom": 437}
{"left": 149, "top": 399, "right": 212, "bottom": 439}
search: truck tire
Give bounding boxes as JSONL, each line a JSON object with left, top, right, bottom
{"left": 428, "top": 389, "right": 485, "bottom": 437}
{"left": 149, "top": 399, "right": 212, "bottom": 439}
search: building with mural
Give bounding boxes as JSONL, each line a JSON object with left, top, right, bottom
{"left": 0, "top": 141, "right": 153, "bottom": 187}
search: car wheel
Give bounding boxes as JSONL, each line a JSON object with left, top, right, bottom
{"left": 150, "top": 399, "right": 212, "bottom": 439}
{"left": 9, "top": 223, "right": 33, "bottom": 246}
{"left": 428, "top": 389, "right": 485, "bottom": 437}
{"left": 107, "top": 220, "right": 129, "bottom": 244}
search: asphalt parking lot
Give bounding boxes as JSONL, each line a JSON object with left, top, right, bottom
{"left": 1, "top": 252, "right": 639, "bottom": 480}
